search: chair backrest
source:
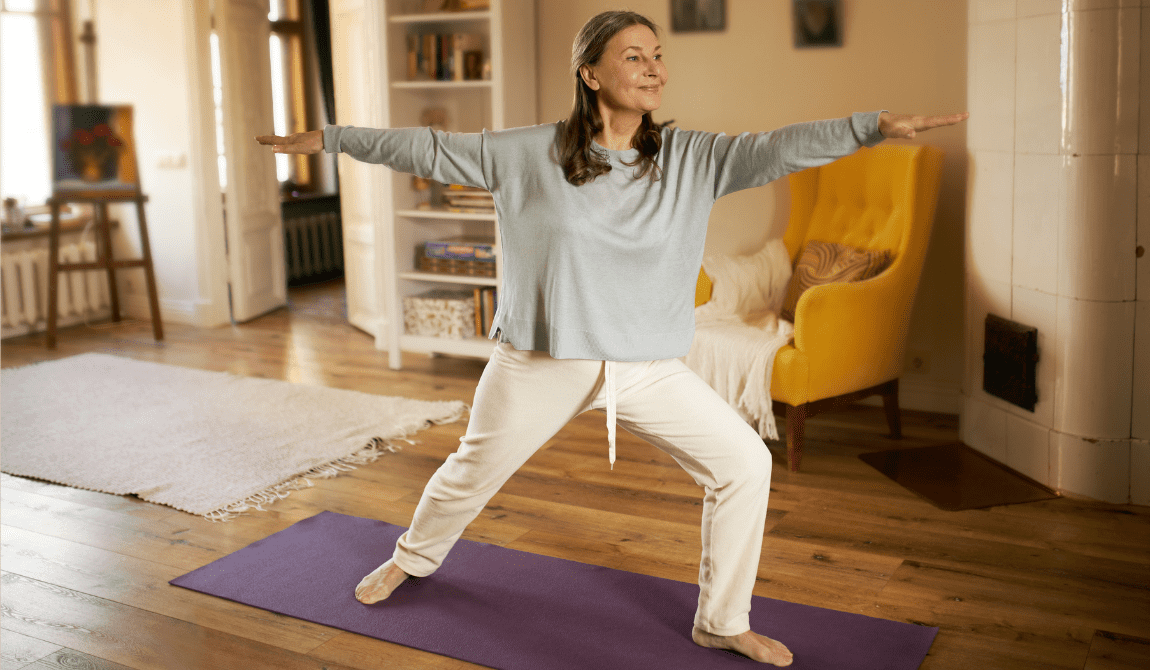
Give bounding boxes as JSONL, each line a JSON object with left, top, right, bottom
{"left": 695, "top": 145, "right": 944, "bottom": 310}
{"left": 783, "top": 144, "right": 944, "bottom": 298}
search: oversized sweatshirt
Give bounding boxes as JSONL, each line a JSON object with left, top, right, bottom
{"left": 323, "top": 113, "right": 885, "bottom": 362}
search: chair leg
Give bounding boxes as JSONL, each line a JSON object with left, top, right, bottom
{"left": 97, "top": 203, "right": 121, "bottom": 322}
{"left": 882, "top": 379, "right": 902, "bottom": 439}
{"left": 785, "top": 403, "right": 807, "bottom": 473}
{"left": 134, "top": 197, "right": 164, "bottom": 341}
{"left": 46, "top": 201, "right": 61, "bottom": 349}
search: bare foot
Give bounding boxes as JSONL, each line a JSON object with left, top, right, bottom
{"left": 354, "top": 558, "right": 410, "bottom": 604}
{"left": 692, "top": 627, "right": 794, "bottom": 666}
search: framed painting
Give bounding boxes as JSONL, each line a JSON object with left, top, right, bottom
{"left": 52, "top": 104, "right": 140, "bottom": 199}
{"left": 670, "top": 0, "right": 726, "bottom": 33}
{"left": 793, "top": 0, "right": 842, "bottom": 48}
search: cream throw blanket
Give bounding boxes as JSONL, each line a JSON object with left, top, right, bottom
{"left": 683, "top": 239, "right": 793, "bottom": 440}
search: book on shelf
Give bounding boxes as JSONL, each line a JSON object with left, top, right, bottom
{"left": 442, "top": 183, "right": 494, "bottom": 213}
{"left": 482, "top": 286, "right": 496, "bottom": 335}
{"left": 473, "top": 287, "right": 483, "bottom": 336}
{"left": 445, "top": 184, "right": 488, "bottom": 193}
{"left": 444, "top": 201, "right": 494, "bottom": 214}
{"left": 422, "top": 0, "right": 490, "bottom": 11}
{"left": 406, "top": 35, "right": 419, "bottom": 80}
{"left": 471, "top": 285, "right": 497, "bottom": 337}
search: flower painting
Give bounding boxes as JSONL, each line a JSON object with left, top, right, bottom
{"left": 52, "top": 105, "right": 139, "bottom": 198}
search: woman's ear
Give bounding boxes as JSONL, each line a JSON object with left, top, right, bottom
{"left": 578, "top": 64, "right": 600, "bottom": 91}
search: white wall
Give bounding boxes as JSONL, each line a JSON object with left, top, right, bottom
{"left": 964, "top": 0, "right": 1147, "bottom": 504}
{"left": 537, "top": 0, "right": 969, "bottom": 414}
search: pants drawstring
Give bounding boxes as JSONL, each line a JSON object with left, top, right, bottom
{"left": 605, "top": 360, "right": 617, "bottom": 469}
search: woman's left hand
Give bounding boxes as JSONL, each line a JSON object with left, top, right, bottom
{"left": 878, "top": 112, "right": 969, "bottom": 139}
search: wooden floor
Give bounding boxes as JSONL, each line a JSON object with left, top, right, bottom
{"left": 2, "top": 279, "right": 1148, "bottom": 670}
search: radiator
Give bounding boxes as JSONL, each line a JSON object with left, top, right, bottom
{"left": 1, "top": 241, "right": 111, "bottom": 338}
{"left": 284, "top": 211, "right": 344, "bottom": 286}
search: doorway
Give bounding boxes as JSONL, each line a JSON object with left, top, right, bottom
{"left": 210, "top": 0, "right": 346, "bottom": 325}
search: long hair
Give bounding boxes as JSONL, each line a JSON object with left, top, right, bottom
{"left": 558, "top": 10, "right": 666, "bottom": 186}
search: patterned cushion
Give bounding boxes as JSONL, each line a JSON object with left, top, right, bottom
{"left": 780, "top": 241, "right": 893, "bottom": 322}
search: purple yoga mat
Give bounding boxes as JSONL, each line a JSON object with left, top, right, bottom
{"left": 171, "top": 511, "right": 936, "bottom": 669}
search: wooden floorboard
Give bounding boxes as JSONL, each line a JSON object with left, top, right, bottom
{"left": 2, "top": 279, "right": 1147, "bottom": 670}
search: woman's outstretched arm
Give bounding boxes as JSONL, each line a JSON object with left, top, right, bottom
{"left": 708, "top": 110, "right": 969, "bottom": 199}
{"left": 256, "top": 126, "right": 489, "bottom": 190}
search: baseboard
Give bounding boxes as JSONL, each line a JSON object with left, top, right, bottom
{"left": 1, "top": 309, "right": 113, "bottom": 340}
{"left": 122, "top": 292, "right": 198, "bottom": 326}
{"left": 859, "top": 376, "right": 961, "bottom": 415}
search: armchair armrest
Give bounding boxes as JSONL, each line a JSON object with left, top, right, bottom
{"left": 790, "top": 263, "right": 916, "bottom": 397}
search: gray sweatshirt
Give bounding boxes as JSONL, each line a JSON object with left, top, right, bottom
{"left": 324, "top": 113, "right": 884, "bottom": 362}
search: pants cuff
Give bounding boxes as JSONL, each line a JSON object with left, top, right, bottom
{"left": 693, "top": 616, "right": 751, "bottom": 637}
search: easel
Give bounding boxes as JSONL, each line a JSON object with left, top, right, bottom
{"left": 46, "top": 192, "right": 163, "bottom": 348}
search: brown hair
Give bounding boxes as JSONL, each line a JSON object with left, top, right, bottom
{"left": 558, "top": 10, "right": 667, "bottom": 186}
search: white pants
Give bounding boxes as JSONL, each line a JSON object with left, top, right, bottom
{"left": 392, "top": 342, "right": 773, "bottom": 636}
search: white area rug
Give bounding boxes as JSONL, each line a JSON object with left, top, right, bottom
{"left": 1, "top": 353, "right": 467, "bottom": 519}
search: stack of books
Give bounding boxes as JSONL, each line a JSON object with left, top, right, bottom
{"left": 418, "top": 235, "right": 496, "bottom": 278}
{"left": 443, "top": 184, "right": 495, "bottom": 214}
{"left": 406, "top": 33, "right": 484, "bottom": 82}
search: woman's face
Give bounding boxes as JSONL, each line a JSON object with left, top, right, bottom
{"left": 580, "top": 24, "right": 667, "bottom": 117}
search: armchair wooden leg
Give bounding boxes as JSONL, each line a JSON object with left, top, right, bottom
{"left": 882, "top": 379, "right": 902, "bottom": 439}
{"left": 785, "top": 403, "right": 807, "bottom": 473}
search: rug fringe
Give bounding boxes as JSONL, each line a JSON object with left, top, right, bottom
{"left": 203, "top": 438, "right": 401, "bottom": 522}
{"left": 203, "top": 404, "right": 470, "bottom": 522}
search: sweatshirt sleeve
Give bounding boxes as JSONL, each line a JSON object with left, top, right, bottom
{"left": 323, "top": 125, "right": 489, "bottom": 189}
{"left": 710, "top": 111, "right": 885, "bottom": 199}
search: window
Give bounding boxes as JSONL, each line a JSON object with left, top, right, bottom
{"left": 0, "top": 0, "right": 77, "bottom": 213}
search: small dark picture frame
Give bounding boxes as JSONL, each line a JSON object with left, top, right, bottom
{"left": 793, "top": 0, "right": 842, "bottom": 48}
{"left": 670, "top": 0, "right": 726, "bottom": 33}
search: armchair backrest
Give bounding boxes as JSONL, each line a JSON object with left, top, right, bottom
{"left": 783, "top": 144, "right": 944, "bottom": 308}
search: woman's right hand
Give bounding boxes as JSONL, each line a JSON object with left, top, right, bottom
{"left": 255, "top": 130, "right": 323, "bottom": 154}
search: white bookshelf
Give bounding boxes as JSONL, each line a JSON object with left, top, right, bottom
{"left": 392, "top": 80, "right": 494, "bottom": 90}
{"left": 396, "top": 207, "right": 496, "bottom": 221}
{"left": 381, "top": 0, "right": 536, "bottom": 368}
{"left": 388, "top": 9, "right": 490, "bottom": 24}
{"left": 397, "top": 271, "right": 497, "bottom": 286}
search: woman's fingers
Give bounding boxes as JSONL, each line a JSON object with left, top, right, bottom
{"left": 254, "top": 131, "right": 322, "bottom": 154}
{"left": 880, "top": 111, "right": 969, "bottom": 139}
{"left": 254, "top": 134, "right": 295, "bottom": 153}
{"left": 915, "top": 112, "right": 969, "bottom": 131}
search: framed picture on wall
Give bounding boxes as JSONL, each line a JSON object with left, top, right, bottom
{"left": 793, "top": 0, "right": 842, "bottom": 48}
{"left": 52, "top": 104, "right": 140, "bottom": 199}
{"left": 670, "top": 0, "right": 726, "bottom": 33}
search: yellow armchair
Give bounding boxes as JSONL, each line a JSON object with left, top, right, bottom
{"left": 696, "top": 144, "right": 945, "bottom": 472}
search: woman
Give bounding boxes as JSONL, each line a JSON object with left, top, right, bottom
{"left": 258, "top": 10, "right": 965, "bottom": 666}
